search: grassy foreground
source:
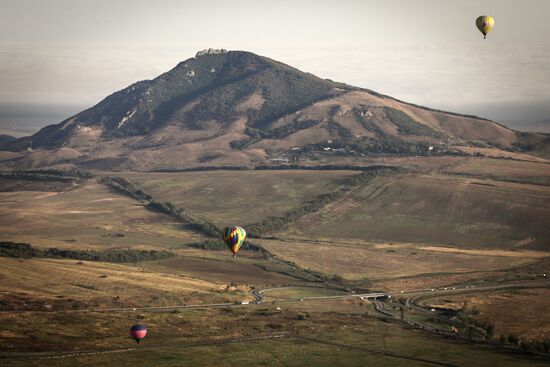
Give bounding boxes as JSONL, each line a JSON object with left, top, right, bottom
{"left": 2, "top": 301, "right": 547, "bottom": 367}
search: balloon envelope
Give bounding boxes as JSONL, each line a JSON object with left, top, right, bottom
{"left": 130, "top": 324, "right": 147, "bottom": 343}
{"left": 476, "top": 16, "right": 494, "bottom": 39}
{"left": 222, "top": 226, "right": 246, "bottom": 256}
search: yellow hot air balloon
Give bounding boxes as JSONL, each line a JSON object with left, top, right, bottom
{"left": 476, "top": 16, "right": 494, "bottom": 39}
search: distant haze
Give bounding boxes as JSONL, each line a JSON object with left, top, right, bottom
{"left": 1, "top": 0, "right": 549, "bottom": 135}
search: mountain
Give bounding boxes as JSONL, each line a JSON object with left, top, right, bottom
{"left": 1, "top": 49, "right": 548, "bottom": 170}
{"left": 0, "top": 134, "right": 16, "bottom": 150}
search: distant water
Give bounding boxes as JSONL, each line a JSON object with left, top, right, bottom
{"left": 0, "top": 103, "right": 86, "bottom": 137}
{"left": 502, "top": 120, "right": 550, "bottom": 133}
{"left": 0, "top": 103, "right": 547, "bottom": 138}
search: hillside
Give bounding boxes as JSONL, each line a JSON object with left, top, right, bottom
{"left": 0, "top": 134, "right": 15, "bottom": 150}
{"left": 1, "top": 49, "right": 547, "bottom": 170}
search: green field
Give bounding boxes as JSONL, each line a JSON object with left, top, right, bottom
{"left": 108, "top": 165, "right": 550, "bottom": 250}
{"left": 117, "top": 170, "right": 357, "bottom": 227}
{"left": 285, "top": 173, "right": 550, "bottom": 249}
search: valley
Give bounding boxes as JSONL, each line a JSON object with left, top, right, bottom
{"left": 1, "top": 157, "right": 549, "bottom": 366}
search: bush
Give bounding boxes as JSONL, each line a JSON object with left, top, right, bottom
{"left": 382, "top": 107, "right": 443, "bottom": 138}
{"left": 331, "top": 274, "right": 344, "bottom": 282}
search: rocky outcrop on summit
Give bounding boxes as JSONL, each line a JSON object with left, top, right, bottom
{"left": 196, "top": 48, "right": 228, "bottom": 57}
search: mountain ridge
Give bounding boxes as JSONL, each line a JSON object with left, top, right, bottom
{"left": 1, "top": 49, "right": 547, "bottom": 170}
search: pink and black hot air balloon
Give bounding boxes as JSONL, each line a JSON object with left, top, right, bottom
{"left": 130, "top": 324, "right": 147, "bottom": 343}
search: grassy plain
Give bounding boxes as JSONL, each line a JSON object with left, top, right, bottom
{"left": 108, "top": 163, "right": 550, "bottom": 249}
{"left": 2, "top": 300, "right": 547, "bottom": 367}
{"left": 285, "top": 173, "right": 550, "bottom": 249}
{"left": 259, "top": 239, "right": 544, "bottom": 286}
{"left": 444, "top": 157, "right": 550, "bottom": 185}
{"left": 117, "top": 170, "right": 357, "bottom": 227}
{"left": 0, "top": 180, "right": 200, "bottom": 250}
{"left": 0, "top": 257, "right": 234, "bottom": 311}
{"left": 140, "top": 248, "right": 315, "bottom": 286}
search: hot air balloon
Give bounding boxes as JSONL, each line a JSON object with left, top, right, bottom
{"left": 476, "top": 15, "right": 494, "bottom": 39}
{"left": 130, "top": 324, "right": 147, "bottom": 343}
{"left": 222, "top": 226, "right": 246, "bottom": 257}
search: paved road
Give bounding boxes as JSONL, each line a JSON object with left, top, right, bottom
{"left": 75, "top": 290, "right": 387, "bottom": 314}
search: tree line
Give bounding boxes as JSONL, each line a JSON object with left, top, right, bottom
{"left": 0, "top": 242, "right": 174, "bottom": 263}
{"left": 101, "top": 176, "right": 221, "bottom": 237}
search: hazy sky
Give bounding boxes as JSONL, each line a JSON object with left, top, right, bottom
{"left": 1, "top": 0, "right": 549, "bottom": 132}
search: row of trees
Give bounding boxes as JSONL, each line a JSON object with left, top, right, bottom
{"left": 498, "top": 336, "right": 550, "bottom": 354}
{"left": 457, "top": 301, "right": 550, "bottom": 355}
{"left": 146, "top": 200, "right": 221, "bottom": 237}
{"left": 1, "top": 168, "right": 95, "bottom": 181}
{"left": 0, "top": 242, "right": 174, "bottom": 263}
{"left": 102, "top": 176, "right": 221, "bottom": 238}
{"left": 101, "top": 176, "right": 153, "bottom": 201}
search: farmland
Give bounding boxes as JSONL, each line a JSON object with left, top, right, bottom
{"left": 117, "top": 170, "right": 358, "bottom": 227}
{"left": 111, "top": 167, "right": 550, "bottom": 250}
{"left": 285, "top": 173, "right": 550, "bottom": 249}
{"left": 0, "top": 158, "right": 549, "bottom": 365}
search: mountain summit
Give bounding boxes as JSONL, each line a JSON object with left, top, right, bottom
{"left": 2, "top": 50, "right": 547, "bottom": 169}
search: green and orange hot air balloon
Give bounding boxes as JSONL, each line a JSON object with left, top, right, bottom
{"left": 476, "top": 15, "right": 494, "bottom": 39}
{"left": 222, "top": 226, "right": 246, "bottom": 257}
